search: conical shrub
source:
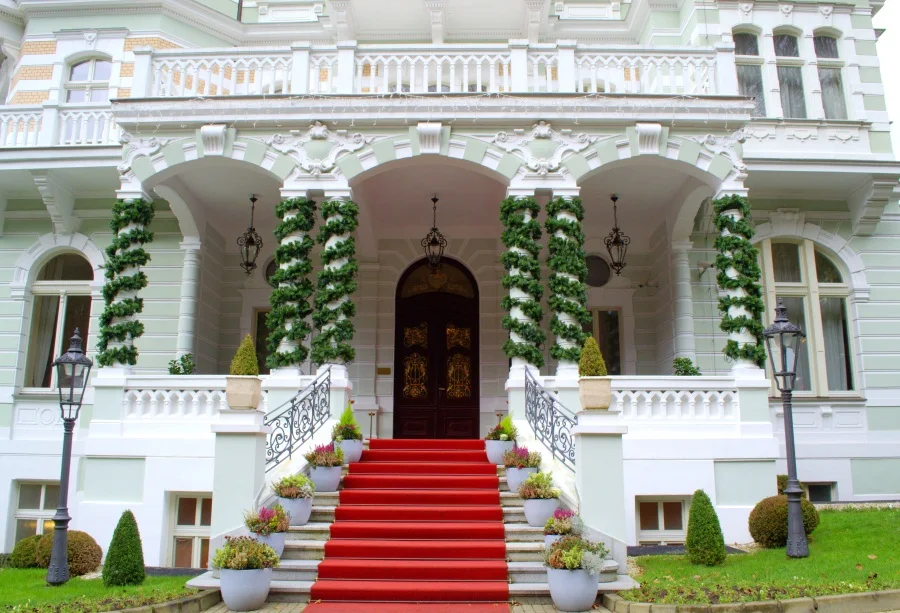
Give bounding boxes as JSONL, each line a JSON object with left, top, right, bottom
{"left": 685, "top": 489, "right": 727, "bottom": 566}
{"left": 230, "top": 334, "right": 259, "bottom": 376}
{"left": 102, "top": 510, "right": 146, "bottom": 586}
{"left": 578, "top": 336, "right": 607, "bottom": 376}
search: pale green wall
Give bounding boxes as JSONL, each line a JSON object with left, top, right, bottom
{"left": 714, "top": 460, "right": 777, "bottom": 505}
{"left": 25, "top": 14, "right": 231, "bottom": 48}
{"left": 82, "top": 457, "right": 146, "bottom": 502}
{"left": 850, "top": 459, "right": 900, "bottom": 495}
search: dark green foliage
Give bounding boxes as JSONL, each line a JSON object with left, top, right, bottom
{"left": 168, "top": 354, "right": 195, "bottom": 375}
{"left": 673, "top": 357, "right": 701, "bottom": 376}
{"left": 777, "top": 474, "right": 787, "bottom": 495}
{"left": 102, "top": 510, "right": 146, "bottom": 586}
{"left": 685, "top": 489, "right": 727, "bottom": 566}
{"left": 748, "top": 495, "right": 820, "bottom": 548}
{"left": 9, "top": 535, "right": 41, "bottom": 568}
{"left": 35, "top": 531, "right": 102, "bottom": 576}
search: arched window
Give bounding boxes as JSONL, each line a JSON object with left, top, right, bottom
{"left": 773, "top": 32, "right": 806, "bottom": 119}
{"left": 24, "top": 253, "right": 94, "bottom": 388}
{"left": 760, "top": 240, "right": 854, "bottom": 394}
{"left": 734, "top": 31, "right": 766, "bottom": 117}
{"left": 65, "top": 57, "right": 111, "bottom": 103}
{"left": 813, "top": 34, "right": 848, "bottom": 120}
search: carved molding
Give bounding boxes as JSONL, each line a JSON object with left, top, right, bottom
{"left": 200, "top": 124, "right": 227, "bottom": 156}
{"left": 329, "top": 0, "right": 355, "bottom": 40}
{"left": 425, "top": 1, "right": 445, "bottom": 44}
{"left": 31, "top": 171, "right": 77, "bottom": 235}
{"left": 490, "top": 121, "right": 598, "bottom": 176}
{"left": 767, "top": 208, "right": 806, "bottom": 237}
{"left": 267, "top": 121, "right": 373, "bottom": 176}
{"left": 635, "top": 122, "right": 662, "bottom": 155}
{"left": 693, "top": 130, "right": 747, "bottom": 173}
{"left": 118, "top": 132, "right": 169, "bottom": 174}
{"left": 417, "top": 122, "right": 442, "bottom": 154}
{"left": 849, "top": 178, "right": 898, "bottom": 236}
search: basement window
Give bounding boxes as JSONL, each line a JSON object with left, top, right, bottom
{"left": 170, "top": 495, "right": 212, "bottom": 568}
{"left": 805, "top": 483, "right": 834, "bottom": 503}
{"left": 637, "top": 498, "right": 687, "bottom": 545}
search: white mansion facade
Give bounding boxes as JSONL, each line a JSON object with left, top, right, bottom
{"left": 0, "top": 0, "right": 899, "bottom": 569}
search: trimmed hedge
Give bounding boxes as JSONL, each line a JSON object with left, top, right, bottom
{"left": 35, "top": 530, "right": 102, "bottom": 576}
{"left": 230, "top": 334, "right": 259, "bottom": 376}
{"left": 685, "top": 489, "right": 727, "bottom": 566}
{"left": 9, "top": 534, "right": 42, "bottom": 568}
{"left": 103, "top": 510, "right": 146, "bottom": 586}
{"left": 748, "top": 494, "right": 820, "bottom": 548}
{"left": 579, "top": 336, "right": 607, "bottom": 376}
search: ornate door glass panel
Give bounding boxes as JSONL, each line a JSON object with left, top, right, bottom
{"left": 447, "top": 323, "right": 471, "bottom": 350}
{"left": 446, "top": 354, "right": 472, "bottom": 400}
{"left": 404, "top": 323, "right": 428, "bottom": 348}
{"left": 403, "top": 353, "right": 428, "bottom": 399}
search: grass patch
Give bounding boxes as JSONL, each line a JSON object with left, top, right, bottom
{"left": 623, "top": 507, "right": 900, "bottom": 604}
{"left": 0, "top": 568, "right": 195, "bottom": 613}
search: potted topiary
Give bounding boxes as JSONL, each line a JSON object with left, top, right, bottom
{"left": 226, "top": 335, "right": 262, "bottom": 410}
{"left": 578, "top": 336, "right": 610, "bottom": 410}
{"left": 212, "top": 536, "right": 279, "bottom": 612}
{"left": 544, "top": 535, "right": 609, "bottom": 612}
{"left": 503, "top": 446, "right": 542, "bottom": 492}
{"left": 332, "top": 402, "right": 364, "bottom": 463}
{"left": 272, "top": 474, "right": 315, "bottom": 526}
{"left": 304, "top": 443, "right": 344, "bottom": 492}
{"left": 544, "top": 508, "right": 583, "bottom": 547}
{"left": 485, "top": 415, "right": 517, "bottom": 464}
{"left": 519, "top": 471, "right": 560, "bottom": 527}
{"left": 245, "top": 504, "right": 290, "bottom": 557}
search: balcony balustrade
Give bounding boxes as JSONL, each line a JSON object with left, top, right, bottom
{"left": 0, "top": 103, "right": 119, "bottom": 148}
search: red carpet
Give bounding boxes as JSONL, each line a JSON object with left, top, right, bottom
{"left": 309, "top": 438, "right": 509, "bottom": 604}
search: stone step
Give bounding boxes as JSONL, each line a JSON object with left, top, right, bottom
{"left": 273, "top": 559, "right": 319, "bottom": 582}
{"left": 281, "top": 539, "right": 326, "bottom": 560}
{"left": 186, "top": 572, "right": 312, "bottom": 603}
{"left": 311, "top": 491, "right": 526, "bottom": 507}
{"left": 309, "top": 505, "right": 528, "bottom": 524}
{"left": 506, "top": 541, "right": 544, "bottom": 562}
{"left": 286, "top": 522, "right": 544, "bottom": 542}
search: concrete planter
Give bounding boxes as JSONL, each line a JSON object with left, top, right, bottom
{"left": 310, "top": 466, "right": 342, "bottom": 492}
{"left": 338, "top": 439, "right": 364, "bottom": 463}
{"left": 545, "top": 533, "right": 563, "bottom": 548}
{"left": 219, "top": 568, "right": 272, "bottom": 612}
{"left": 547, "top": 567, "right": 600, "bottom": 612}
{"left": 485, "top": 440, "right": 515, "bottom": 464}
{"left": 253, "top": 532, "right": 285, "bottom": 557}
{"left": 578, "top": 376, "right": 611, "bottom": 410}
{"left": 225, "top": 376, "right": 262, "bottom": 410}
{"left": 506, "top": 466, "right": 537, "bottom": 493}
{"left": 277, "top": 496, "right": 313, "bottom": 526}
{"left": 524, "top": 498, "right": 559, "bottom": 527}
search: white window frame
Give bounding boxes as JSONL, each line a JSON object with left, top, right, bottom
{"left": 636, "top": 497, "right": 688, "bottom": 545}
{"left": 812, "top": 34, "right": 848, "bottom": 120}
{"left": 772, "top": 31, "right": 808, "bottom": 119}
{"left": 759, "top": 238, "right": 858, "bottom": 398}
{"left": 13, "top": 482, "right": 59, "bottom": 546}
{"left": 169, "top": 494, "right": 212, "bottom": 569}
{"left": 64, "top": 57, "right": 112, "bottom": 104}
{"left": 733, "top": 30, "right": 766, "bottom": 117}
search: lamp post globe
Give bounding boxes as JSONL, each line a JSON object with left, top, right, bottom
{"left": 762, "top": 299, "right": 809, "bottom": 558}
{"left": 46, "top": 328, "right": 93, "bottom": 585}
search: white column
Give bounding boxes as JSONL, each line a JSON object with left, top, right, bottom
{"left": 509, "top": 40, "right": 529, "bottom": 92}
{"left": 176, "top": 238, "right": 202, "bottom": 358}
{"left": 336, "top": 41, "right": 357, "bottom": 94}
{"left": 799, "top": 30, "right": 824, "bottom": 119}
{"left": 290, "top": 42, "right": 311, "bottom": 95}
{"left": 557, "top": 40, "right": 577, "bottom": 93}
{"left": 762, "top": 34, "right": 785, "bottom": 118}
{"left": 671, "top": 241, "right": 696, "bottom": 361}
{"left": 131, "top": 48, "right": 154, "bottom": 98}
{"left": 549, "top": 188, "right": 584, "bottom": 382}
{"left": 714, "top": 39, "right": 738, "bottom": 95}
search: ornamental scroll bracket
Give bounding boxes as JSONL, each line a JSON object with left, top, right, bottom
{"left": 267, "top": 121, "right": 373, "bottom": 177}
{"left": 118, "top": 133, "right": 170, "bottom": 175}
{"left": 693, "top": 130, "right": 747, "bottom": 174}
{"left": 490, "top": 121, "right": 598, "bottom": 176}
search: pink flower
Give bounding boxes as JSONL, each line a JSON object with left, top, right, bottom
{"left": 554, "top": 508, "right": 575, "bottom": 520}
{"left": 258, "top": 507, "right": 276, "bottom": 523}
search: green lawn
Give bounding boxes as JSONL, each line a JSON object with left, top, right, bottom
{"left": 0, "top": 568, "right": 196, "bottom": 613}
{"left": 623, "top": 507, "right": 900, "bottom": 605}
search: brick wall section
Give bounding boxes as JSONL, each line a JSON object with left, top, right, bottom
{"left": 124, "top": 37, "right": 181, "bottom": 51}
{"left": 117, "top": 88, "right": 131, "bottom": 98}
{"left": 10, "top": 91, "right": 50, "bottom": 104}
{"left": 21, "top": 40, "right": 58, "bottom": 55}
{"left": 119, "top": 62, "right": 135, "bottom": 77}
{"left": 11, "top": 65, "right": 54, "bottom": 89}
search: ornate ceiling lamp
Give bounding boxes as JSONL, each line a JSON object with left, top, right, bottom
{"left": 604, "top": 194, "right": 630, "bottom": 276}
{"left": 421, "top": 195, "right": 447, "bottom": 272}
{"left": 238, "top": 194, "right": 263, "bottom": 275}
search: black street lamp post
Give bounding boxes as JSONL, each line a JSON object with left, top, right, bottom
{"left": 46, "top": 329, "right": 93, "bottom": 585}
{"left": 762, "top": 299, "right": 809, "bottom": 558}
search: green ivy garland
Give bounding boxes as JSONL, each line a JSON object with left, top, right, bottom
{"left": 97, "top": 198, "right": 155, "bottom": 367}
{"left": 500, "top": 196, "right": 545, "bottom": 367}
{"left": 311, "top": 198, "right": 359, "bottom": 365}
{"left": 546, "top": 196, "right": 591, "bottom": 363}
{"left": 266, "top": 197, "right": 317, "bottom": 369}
{"left": 713, "top": 194, "right": 767, "bottom": 367}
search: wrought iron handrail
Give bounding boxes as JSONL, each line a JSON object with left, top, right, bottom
{"left": 524, "top": 369, "right": 577, "bottom": 471}
{"left": 264, "top": 367, "right": 331, "bottom": 472}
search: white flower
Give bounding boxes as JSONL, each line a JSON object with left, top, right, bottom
{"left": 499, "top": 434, "right": 509, "bottom": 441}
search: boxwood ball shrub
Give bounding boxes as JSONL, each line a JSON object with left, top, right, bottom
{"left": 103, "top": 510, "right": 146, "bottom": 586}
{"left": 748, "top": 494, "right": 820, "bottom": 548}
{"left": 9, "top": 534, "right": 42, "bottom": 568}
{"left": 684, "top": 489, "right": 727, "bottom": 566}
{"left": 35, "top": 530, "right": 102, "bottom": 576}
{"left": 230, "top": 334, "right": 259, "bottom": 376}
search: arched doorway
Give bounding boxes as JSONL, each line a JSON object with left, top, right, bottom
{"left": 393, "top": 258, "right": 480, "bottom": 439}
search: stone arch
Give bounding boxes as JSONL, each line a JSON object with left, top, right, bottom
{"left": 10, "top": 232, "right": 105, "bottom": 300}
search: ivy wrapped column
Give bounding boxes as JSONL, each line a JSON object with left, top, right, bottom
{"left": 266, "top": 196, "right": 317, "bottom": 371}
{"left": 97, "top": 197, "right": 155, "bottom": 368}
{"left": 501, "top": 194, "right": 545, "bottom": 397}
{"left": 546, "top": 193, "right": 591, "bottom": 380}
{"left": 714, "top": 194, "right": 766, "bottom": 371}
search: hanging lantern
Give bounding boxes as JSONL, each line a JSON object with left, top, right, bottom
{"left": 421, "top": 195, "right": 447, "bottom": 271}
{"left": 238, "top": 195, "right": 264, "bottom": 275}
{"left": 604, "top": 194, "right": 630, "bottom": 276}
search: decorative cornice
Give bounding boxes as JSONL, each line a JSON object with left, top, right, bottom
{"left": 490, "top": 120, "right": 598, "bottom": 176}
{"left": 265, "top": 120, "right": 373, "bottom": 176}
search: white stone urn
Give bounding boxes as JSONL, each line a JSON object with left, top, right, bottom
{"left": 485, "top": 439, "right": 515, "bottom": 464}
{"left": 578, "top": 376, "right": 611, "bottom": 410}
{"left": 506, "top": 466, "right": 538, "bottom": 493}
{"left": 310, "top": 466, "right": 342, "bottom": 492}
{"left": 523, "top": 498, "right": 559, "bottom": 527}
{"left": 277, "top": 496, "right": 312, "bottom": 526}
{"left": 225, "top": 376, "right": 262, "bottom": 410}
{"left": 219, "top": 568, "right": 273, "bottom": 611}
{"left": 253, "top": 532, "right": 285, "bottom": 557}
{"left": 547, "top": 567, "right": 600, "bottom": 612}
{"left": 338, "top": 439, "right": 364, "bottom": 463}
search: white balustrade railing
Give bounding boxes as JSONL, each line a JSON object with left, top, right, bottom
{"left": 575, "top": 49, "right": 716, "bottom": 95}
{"left": 122, "top": 376, "right": 268, "bottom": 421}
{"left": 59, "top": 107, "right": 119, "bottom": 145}
{"left": 150, "top": 48, "right": 293, "bottom": 97}
{"left": 611, "top": 376, "right": 739, "bottom": 421}
{"left": 0, "top": 108, "right": 42, "bottom": 147}
{"left": 309, "top": 52, "right": 339, "bottom": 94}
{"left": 528, "top": 50, "right": 560, "bottom": 93}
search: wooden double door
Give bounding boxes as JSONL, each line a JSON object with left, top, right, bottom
{"left": 393, "top": 259, "right": 480, "bottom": 439}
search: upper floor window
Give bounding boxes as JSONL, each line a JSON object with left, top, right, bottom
{"left": 814, "top": 35, "right": 848, "bottom": 120}
{"left": 761, "top": 240, "right": 854, "bottom": 395}
{"left": 773, "top": 33, "right": 806, "bottom": 119}
{"left": 66, "top": 58, "right": 111, "bottom": 103}
{"left": 733, "top": 32, "right": 766, "bottom": 117}
{"left": 24, "top": 254, "right": 93, "bottom": 388}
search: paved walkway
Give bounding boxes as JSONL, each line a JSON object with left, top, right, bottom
{"left": 206, "top": 603, "right": 612, "bottom": 612}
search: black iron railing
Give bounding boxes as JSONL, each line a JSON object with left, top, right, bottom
{"left": 524, "top": 369, "right": 576, "bottom": 471}
{"left": 264, "top": 367, "right": 331, "bottom": 472}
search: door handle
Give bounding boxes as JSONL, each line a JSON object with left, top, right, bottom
{"left": 438, "top": 387, "right": 446, "bottom": 392}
